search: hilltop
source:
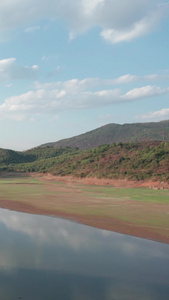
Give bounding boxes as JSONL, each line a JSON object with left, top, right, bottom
{"left": 40, "top": 120, "right": 169, "bottom": 149}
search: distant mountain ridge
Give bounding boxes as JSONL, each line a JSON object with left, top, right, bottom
{"left": 40, "top": 120, "right": 169, "bottom": 149}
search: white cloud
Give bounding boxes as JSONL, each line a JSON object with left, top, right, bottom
{"left": 100, "top": 10, "right": 160, "bottom": 43}
{"left": 35, "top": 72, "right": 169, "bottom": 90}
{"left": 0, "top": 76, "right": 169, "bottom": 121}
{"left": 100, "top": 20, "right": 146, "bottom": 43}
{"left": 0, "top": 0, "right": 167, "bottom": 43}
{"left": 34, "top": 78, "right": 101, "bottom": 91}
{"left": 111, "top": 74, "right": 138, "bottom": 84}
{"left": 122, "top": 85, "right": 169, "bottom": 100}
{"left": 115, "top": 73, "right": 169, "bottom": 83}
{"left": 137, "top": 108, "right": 169, "bottom": 122}
{"left": 0, "top": 58, "right": 39, "bottom": 81}
{"left": 82, "top": 0, "right": 104, "bottom": 16}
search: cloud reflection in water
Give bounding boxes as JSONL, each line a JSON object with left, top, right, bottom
{"left": 0, "top": 208, "right": 169, "bottom": 299}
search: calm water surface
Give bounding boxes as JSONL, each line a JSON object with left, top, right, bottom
{"left": 0, "top": 208, "right": 169, "bottom": 300}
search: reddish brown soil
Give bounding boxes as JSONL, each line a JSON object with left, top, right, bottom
{"left": 1, "top": 171, "right": 169, "bottom": 189}
{"left": 36, "top": 172, "right": 169, "bottom": 190}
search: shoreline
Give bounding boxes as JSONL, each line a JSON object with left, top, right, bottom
{"left": 0, "top": 172, "right": 169, "bottom": 245}
{"left": 1, "top": 171, "right": 169, "bottom": 190}
{"left": 0, "top": 197, "right": 169, "bottom": 245}
{"left": 30, "top": 172, "right": 169, "bottom": 189}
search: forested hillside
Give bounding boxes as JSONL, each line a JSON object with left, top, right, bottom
{"left": 40, "top": 120, "right": 169, "bottom": 149}
{"left": 1, "top": 141, "right": 169, "bottom": 182}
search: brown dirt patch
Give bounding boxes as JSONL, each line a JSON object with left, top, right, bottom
{"left": 33, "top": 173, "right": 169, "bottom": 190}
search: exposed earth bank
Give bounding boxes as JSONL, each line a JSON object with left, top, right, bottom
{"left": 35, "top": 173, "right": 169, "bottom": 190}
{"left": 1, "top": 171, "right": 169, "bottom": 189}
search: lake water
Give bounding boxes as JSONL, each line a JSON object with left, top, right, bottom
{"left": 0, "top": 208, "right": 169, "bottom": 300}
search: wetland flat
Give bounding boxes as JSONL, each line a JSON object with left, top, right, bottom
{"left": 0, "top": 173, "right": 169, "bottom": 244}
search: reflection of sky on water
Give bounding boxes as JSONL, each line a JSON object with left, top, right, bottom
{"left": 0, "top": 208, "right": 169, "bottom": 300}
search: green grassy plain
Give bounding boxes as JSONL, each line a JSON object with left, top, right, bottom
{"left": 0, "top": 176, "right": 169, "bottom": 243}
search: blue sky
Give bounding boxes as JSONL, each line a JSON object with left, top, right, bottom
{"left": 0, "top": 0, "right": 169, "bottom": 150}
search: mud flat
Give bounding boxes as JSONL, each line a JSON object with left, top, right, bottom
{"left": 0, "top": 172, "right": 169, "bottom": 244}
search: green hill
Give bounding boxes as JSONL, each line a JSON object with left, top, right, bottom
{"left": 0, "top": 148, "right": 32, "bottom": 165}
{"left": 40, "top": 120, "right": 169, "bottom": 149}
{"left": 2, "top": 141, "right": 169, "bottom": 182}
{"left": 1, "top": 120, "right": 169, "bottom": 182}
{"left": 0, "top": 146, "right": 79, "bottom": 171}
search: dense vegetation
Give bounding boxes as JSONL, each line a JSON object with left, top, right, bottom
{"left": 41, "top": 120, "right": 169, "bottom": 149}
{"left": 1, "top": 141, "right": 169, "bottom": 182}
